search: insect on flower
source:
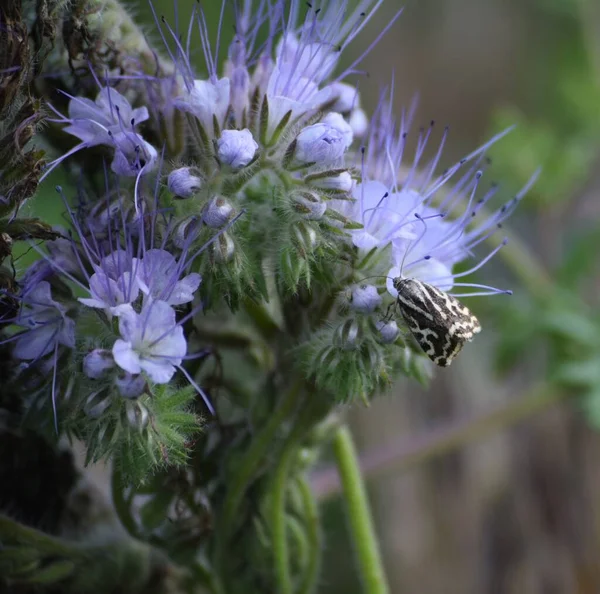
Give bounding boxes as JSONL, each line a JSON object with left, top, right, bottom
{"left": 392, "top": 276, "right": 481, "bottom": 367}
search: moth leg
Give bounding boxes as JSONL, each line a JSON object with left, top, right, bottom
{"left": 381, "top": 300, "right": 397, "bottom": 323}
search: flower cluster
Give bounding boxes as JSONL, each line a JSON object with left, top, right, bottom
{"left": 2, "top": 0, "right": 536, "bottom": 480}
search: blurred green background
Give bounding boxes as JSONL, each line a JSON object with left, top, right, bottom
{"left": 30, "top": 0, "right": 600, "bottom": 592}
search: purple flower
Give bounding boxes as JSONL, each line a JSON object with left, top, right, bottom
{"left": 112, "top": 300, "right": 186, "bottom": 384}
{"left": 161, "top": 0, "right": 397, "bottom": 139}
{"left": 174, "top": 78, "right": 231, "bottom": 138}
{"left": 62, "top": 87, "right": 150, "bottom": 145}
{"left": 12, "top": 281, "right": 75, "bottom": 361}
{"left": 133, "top": 249, "right": 201, "bottom": 306}
{"left": 83, "top": 348, "right": 116, "bottom": 379}
{"left": 43, "top": 86, "right": 157, "bottom": 181}
{"left": 78, "top": 249, "right": 140, "bottom": 314}
{"left": 333, "top": 90, "right": 538, "bottom": 297}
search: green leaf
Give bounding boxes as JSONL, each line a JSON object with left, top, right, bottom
{"left": 553, "top": 357, "right": 600, "bottom": 388}
{"left": 20, "top": 560, "right": 76, "bottom": 584}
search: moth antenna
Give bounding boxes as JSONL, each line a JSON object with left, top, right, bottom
{"left": 357, "top": 274, "right": 394, "bottom": 284}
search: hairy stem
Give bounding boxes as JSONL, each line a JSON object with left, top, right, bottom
{"left": 0, "top": 514, "right": 82, "bottom": 558}
{"left": 213, "top": 381, "right": 303, "bottom": 587}
{"left": 332, "top": 425, "right": 389, "bottom": 594}
{"left": 297, "top": 476, "right": 322, "bottom": 594}
{"left": 271, "top": 436, "right": 297, "bottom": 594}
{"left": 271, "top": 398, "right": 328, "bottom": 594}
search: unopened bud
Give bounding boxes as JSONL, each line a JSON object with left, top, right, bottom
{"left": 83, "top": 349, "right": 115, "bottom": 379}
{"left": 291, "top": 190, "right": 327, "bottom": 220}
{"left": 217, "top": 129, "right": 258, "bottom": 169}
{"left": 307, "top": 171, "right": 355, "bottom": 193}
{"left": 350, "top": 284, "right": 382, "bottom": 313}
{"left": 174, "top": 215, "right": 202, "bottom": 249}
{"left": 125, "top": 399, "right": 150, "bottom": 430}
{"left": 295, "top": 122, "right": 347, "bottom": 165}
{"left": 213, "top": 232, "right": 235, "bottom": 262}
{"left": 84, "top": 390, "right": 112, "bottom": 418}
{"left": 376, "top": 320, "right": 400, "bottom": 344}
{"left": 168, "top": 167, "right": 203, "bottom": 198}
{"left": 115, "top": 372, "right": 146, "bottom": 399}
{"left": 202, "top": 196, "right": 234, "bottom": 228}
{"left": 322, "top": 112, "right": 353, "bottom": 150}
{"left": 334, "top": 319, "right": 361, "bottom": 350}
{"left": 292, "top": 221, "right": 319, "bottom": 255}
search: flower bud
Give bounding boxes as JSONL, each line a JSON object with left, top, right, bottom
{"left": 125, "top": 399, "right": 150, "bottom": 430}
{"left": 349, "top": 108, "right": 369, "bottom": 138}
{"left": 292, "top": 221, "right": 319, "bottom": 255}
{"left": 83, "top": 349, "right": 115, "bottom": 379}
{"left": 350, "top": 284, "right": 382, "bottom": 313}
{"left": 307, "top": 171, "right": 355, "bottom": 193}
{"left": 376, "top": 320, "right": 400, "bottom": 344}
{"left": 322, "top": 112, "right": 353, "bottom": 150}
{"left": 168, "top": 167, "right": 204, "bottom": 198}
{"left": 294, "top": 122, "right": 347, "bottom": 165}
{"left": 290, "top": 190, "right": 327, "bottom": 220}
{"left": 217, "top": 129, "right": 258, "bottom": 169}
{"left": 329, "top": 82, "right": 361, "bottom": 114}
{"left": 110, "top": 135, "right": 158, "bottom": 177}
{"left": 202, "top": 196, "right": 234, "bottom": 228}
{"left": 213, "top": 232, "right": 235, "bottom": 262}
{"left": 334, "top": 319, "right": 361, "bottom": 350}
{"left": 115, "top": 372, "right": 146, "bottom": 399}
{"left": 173, "top": 215, "right": 202, "bottom": 249}
{"left": 84, "top": 390, "right": 112, "bottom": 418}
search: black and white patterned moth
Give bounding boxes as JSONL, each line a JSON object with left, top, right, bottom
{"left": 393, "top": 277, "right": 481, "bottom": 367}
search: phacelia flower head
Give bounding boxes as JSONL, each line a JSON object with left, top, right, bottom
{"left": 333, "top": 89, "right": 538, "bottom": 297}
{"left": 48, "top": 184, "right": 202, "bottom": 319}
{"left": 159, "top": 0, "right": 399, "bottom": 144}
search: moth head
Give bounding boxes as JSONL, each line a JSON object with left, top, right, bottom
{"left": 392, "top": 276, "right": 404, "bottom": 292}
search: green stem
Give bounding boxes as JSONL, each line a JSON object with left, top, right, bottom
{"left": 297, "top": 476, "right": 321, "bottom": 594}
{"left": 332, "top": 426, "right": 389, "bottom": 594}
{"left": 271, "top": 398, "right": 327, "bottom": 594}
{"left": 213, "top": 382, "right": 303, "bottom": 584}
{"left": 111, "top": 467, "right": 139, "bottom": 538}
{"left": 0, "top": 514, "right": 83, "bottom": 558}
{"left": 271, "top": 440, "right": 296, "bottom": 594}
{"left": 315, "top": 383, "right": 567, "bottom": 501}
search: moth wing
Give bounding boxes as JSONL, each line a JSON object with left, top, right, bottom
{"left": 397, "top": 281, "right": 481, "bottom": 367}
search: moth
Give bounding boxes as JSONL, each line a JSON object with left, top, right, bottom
{"left": 392, "top": 277, "right": 481, "bottom": 367}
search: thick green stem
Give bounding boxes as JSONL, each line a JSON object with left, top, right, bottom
{"left": 271, "top": 439, "right": 297, "bottom": 594}
{"left": 213, "top": 382, "right": 303, "bottom": 587}
{"left": 315, "top": 383, "right": 567, "bottom": 500}
{"left": 0, "top": 514, "right": 82, "bottom": 558}
{"left": 332, "top": 426, "right": 389, "bottom": 594}
{"left": 271, "top": 398, "right": 328, "bottom": 594}
{"left": 297, "top": 476, "right": 321, "bottom": 594}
